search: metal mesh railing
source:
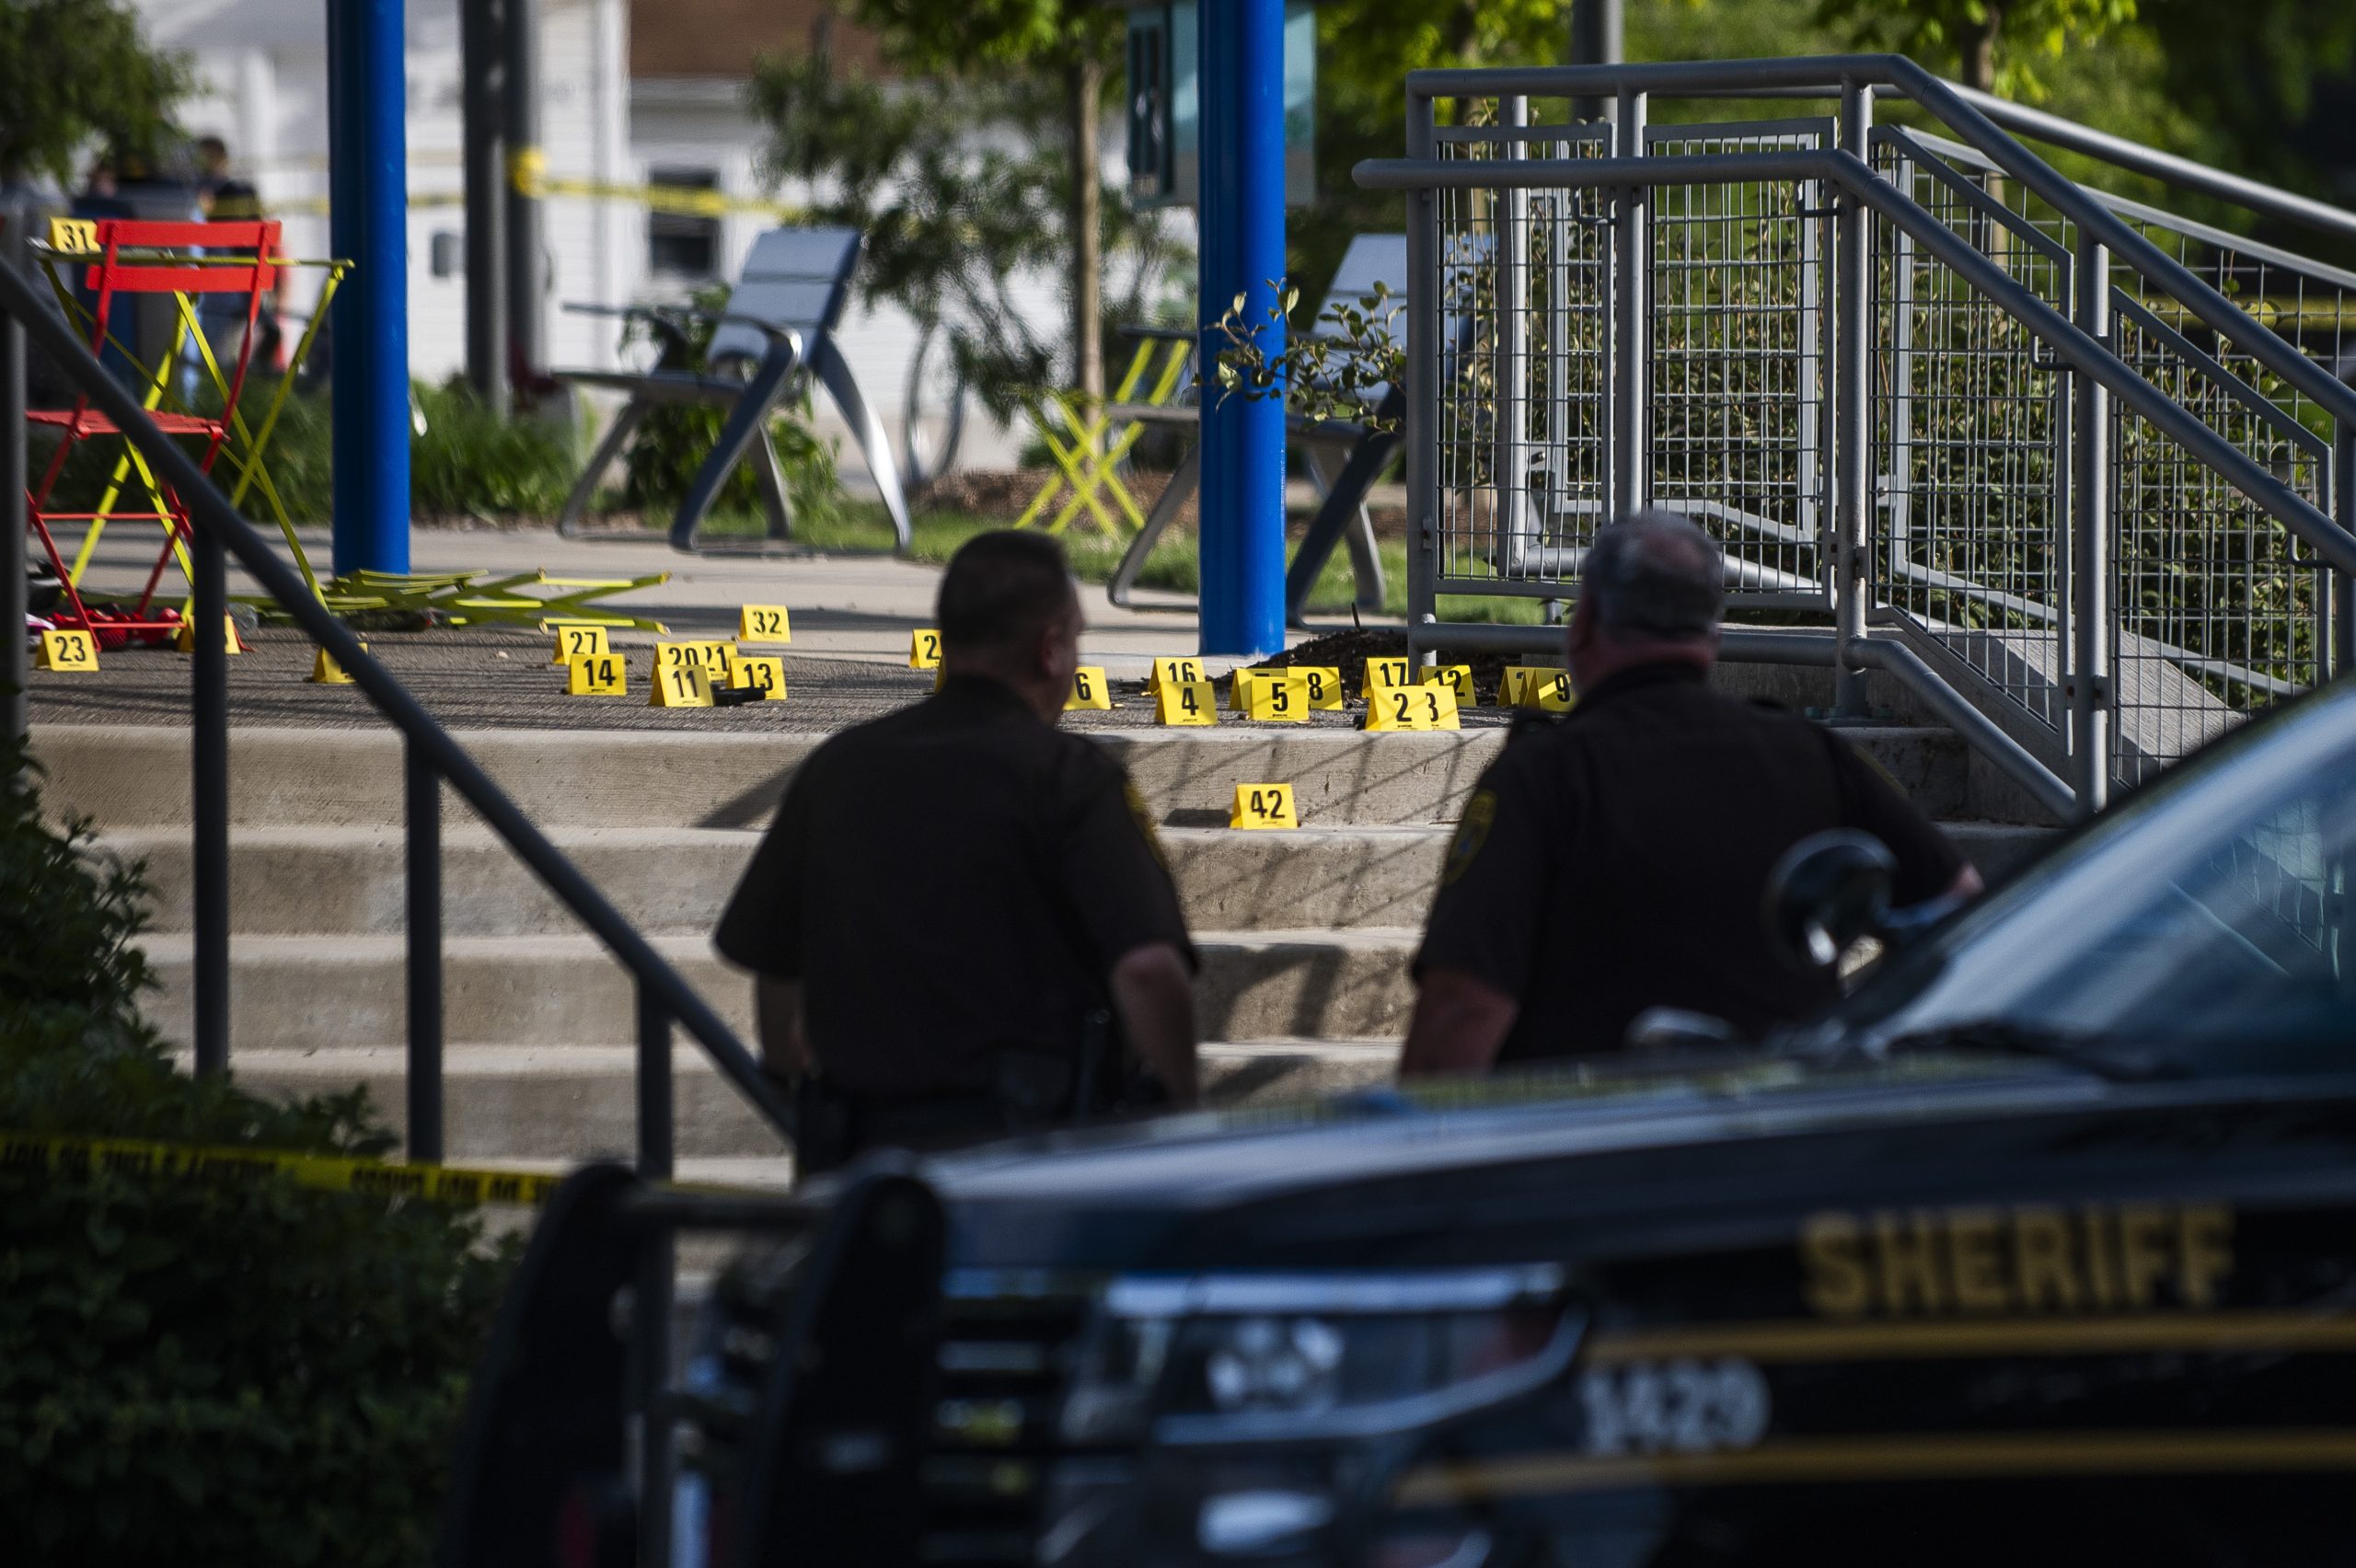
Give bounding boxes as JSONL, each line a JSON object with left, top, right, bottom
{"left": 1432, "top": 116, "right": 1612, "bottom": 592}
{"left": 1380, "top": 64, "right": 2356, "bottom": 815}
{"left": 1873, "top": 132, "right": 2073, "bottom": 741}
{"left": 1648, "top": 121, "right": 1834, "bottom": 601}
{"left": 1883, "top": 128, "right": 2339, "bottom": 781}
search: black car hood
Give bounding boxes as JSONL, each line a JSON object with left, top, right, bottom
{"left": 890, "top": 1052, "right": 2150, "bottom": 1258}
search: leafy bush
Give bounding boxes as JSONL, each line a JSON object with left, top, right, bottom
{"left": 0, "top": 741, "right": 514, "bottom": 1566}
{"left": 410, "top": 380, "right": 575, "bottom": 521}
{"left": 614, "top": 282, "right": 846, "bottom": 528}
{"left": 30, "top": 377, "right": 576, "bottom": 529}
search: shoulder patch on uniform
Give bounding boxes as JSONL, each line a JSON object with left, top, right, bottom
{"left": 1442, "top": 788, "right": 1498, "bottom": 887}
{"left": 1124, "top": 779, "right": 1171, "bottom": 871}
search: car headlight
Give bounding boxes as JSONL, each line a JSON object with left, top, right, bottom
{"left": 1061, "top": 1265, "right": 1576, "bottom": 1447}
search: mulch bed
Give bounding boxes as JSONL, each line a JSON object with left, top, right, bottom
{"left": 1248, "top": 626, "right": 1563, "bottom": 704}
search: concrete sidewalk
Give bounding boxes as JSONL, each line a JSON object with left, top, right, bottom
{"left": 67, "top": 522, "right": 1345, "bottom": 677}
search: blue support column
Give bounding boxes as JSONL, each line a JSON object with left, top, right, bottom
{"left": 329, "top": 0, "right": 411, "bottom": 577}
{"left": 1195, "top": 0, "right": 1287, "bottom": 656}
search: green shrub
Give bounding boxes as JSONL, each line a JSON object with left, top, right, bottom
{"left": 613, "top": 282, "right": 847, "bottom": 528}
{"left": 26, "top": 373, "right": 334, "bottom": 531}
{"left": 0, "top": 741, "right": 514, "bottom": 1566}
{"left": 30, "top": 376, "right": 576, "bottom": 529}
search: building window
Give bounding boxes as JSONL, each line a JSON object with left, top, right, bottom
{"left": 647, "top": 167, "right": 722, "bottom": 279}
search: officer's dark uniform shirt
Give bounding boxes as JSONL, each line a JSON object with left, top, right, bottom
{"left": 714, "top": 674, "right": 1193, "bottom": 1101}
{"left": 1416, "top": 662, "right": 1966, "bottom": 1063}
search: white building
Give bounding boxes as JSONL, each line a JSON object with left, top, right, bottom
{"left": 133, "top": 0, "right": 1079, "bottom": 472}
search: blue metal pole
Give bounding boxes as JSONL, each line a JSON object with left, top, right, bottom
{"left": 1195, "top": 0, "right": 1287, "bottom": 656}
{"left": 329, "top": 0, "right": 411, "bottom": 577}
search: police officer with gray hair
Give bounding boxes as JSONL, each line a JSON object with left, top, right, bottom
{"left": 1403, "top": 510, "right": 1981, "bottom": 1074}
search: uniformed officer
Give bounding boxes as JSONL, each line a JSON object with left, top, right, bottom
{"left": 714, "top": 530, "right": 1199, "bottom": 1170}
{"left": 1402, "top": 511, "right": 1981, "bottom": 1075}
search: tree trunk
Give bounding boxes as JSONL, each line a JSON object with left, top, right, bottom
{"left": 1067, "top": 54, "right": 1105, "bottom": 427}
{"left": 1961, "top": 3, "right": 2002, "bottom": 93}
{"left": 1962, "top": 2, "right": 2007, "bottom": 257}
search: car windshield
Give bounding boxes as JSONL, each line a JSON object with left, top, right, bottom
{"left": 1822, "top": 683, "right": 2356, "bottom": 1071}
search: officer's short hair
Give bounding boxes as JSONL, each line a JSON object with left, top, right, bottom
{"left": 938, "top": 530, "right": 1079, "bottom": 652}
{"left": 1582, "top": 511, "right": 1724, "bottom": 640}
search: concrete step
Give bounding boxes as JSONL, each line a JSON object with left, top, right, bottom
{"left": 198, "top": 1039, "right": 1399, "bottom": 1161}
{"left": 1943, "top": 821, "right": 2052, "bottom": 883}
{"left": 34, "top": 718, "right": 2029, "bottom": 833}
{"left": 105, "top": 824, "right": 1453, "bottom": 937}
{"left": 137, "top": 929, "right": 1424, "bottom": 1054}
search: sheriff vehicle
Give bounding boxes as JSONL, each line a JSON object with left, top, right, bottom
{"left": 447, "top": 678, "right": 2356, "bottom": 1568}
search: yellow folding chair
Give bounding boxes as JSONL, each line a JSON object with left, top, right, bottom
{"left": 1013, "top": 328, "right": 1195, "bottom": 536}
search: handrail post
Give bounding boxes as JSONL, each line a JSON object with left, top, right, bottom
{"left": 191, "top": 524, "right": 231, "bottom": 1077}
{"left": 1405, "top": 88, "right": 1440, "bottom": 668}
{"left": 2, "top": 226, "right": 26, "bottom": 749}
{"left": 1497, "top": 95, "right": 1531, "bottom": 576}
{"left": 1610, "top": 86, "right": 1649, "bottom": 518}
{"left": 1831, "top": 79, "right": 1874, "bottom": 718}
{"left": 405, "top": 742, "right": 444, "bottom": 1160}
{"left": 634, "top": 986, "right": 676, "bottom": 1568}
{"left": 2070, "top": 238, "right": 2113, "bottom": 816}
{"left": 2337, "top": 426, "right": 2356, "bottom": 680}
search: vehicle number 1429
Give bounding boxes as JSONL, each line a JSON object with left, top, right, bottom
{"left": 1576, "top": 1358, "right": 1770, "bottom": 1457}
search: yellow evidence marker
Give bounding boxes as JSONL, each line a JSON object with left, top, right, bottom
{"left": 730, "top": 656, "right": 787, "bottom": 700}
{"left": 1149, "top": 655, "right": 1206, "bottom": 693}
{"left": 1156, "top": 678, "right": 1218, "bottom": 727}
{"left": 175, "top": 615, "right": 244, "bottom": 654}
{"left": 549, "top": 623, "right": 610, "bottom": 664}
{"left": 1228, "top": 668, "right": 1281, "bottom": 710}
{"left": 308, "top": 642, "right": 366, "bottom": 686}
{"left": 910, "top": 628, "right": 942, "bottom": 668}
{"left": 48, "top": 216, "right": 99, "bottom": 253}
{"left": 1230, "top": 783, "right": 1300, "bottom": 829}
{"left": 738, "top": 604, "right": 791, "bottom": 643}
{"left": 650, "top": 662, "right": 714, "bottom": 708}
{"left": 700, "top": 640, "right": 741, "bottom": 685}
{"left": 1066, "top": 666, "right": 1114, "bottom": 710}
{"left": 652, "top": 640, "right": 728, "bottom": 678}
{"left": 1365, "top": 680, "right": 1461, "bottom": 732}
{"left": 1297, "top": 666, "right": 1344, "bottom": 710}
{"left": 1509, "top": 666, "right": 1576, "bottom": 712}
{"left": 1244, "top": 669, "right": 1311, "bottom": 723}
{"left": 567, "top": 651, "right": 628, "bottom": 696}
{"left": 1363, "top": 655, "right": 1410, "bottom": 693}
{"left": 1426, "top": 664, "right": 1474, "bottom": 706}
{"left": 35, "top": 628, "right": 99, "bottom": 671}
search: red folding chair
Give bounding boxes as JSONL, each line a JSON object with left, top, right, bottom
{"left": 24, "top": 218, "right": 283, "bottom": 646}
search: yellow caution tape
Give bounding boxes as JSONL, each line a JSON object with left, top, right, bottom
{"left": 276, "top": 163, "right": 807, "bottom": 223}
{"left": 0, "top": 1129, "right": 563, "bottom": 1208}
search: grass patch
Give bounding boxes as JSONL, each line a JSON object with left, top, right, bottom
{"left": 697, "top": 502, "right": 1551, "bottom": 626}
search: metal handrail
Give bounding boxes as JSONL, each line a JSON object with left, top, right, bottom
{"left": 1397, "top": 55, "right": 2356, "bottom": 444}
{"left": 0, "top": 251, "right": 792, "bottom": 1163}
{"left": 1355, "top": 146, "right": 2356, "bottom": 572}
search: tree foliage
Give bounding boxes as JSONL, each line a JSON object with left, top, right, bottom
{"left": 746, "top": 46, "right": 1185, "bottom": 420}
{"left": 1814, "top": 0, "right": 2138, "bottom": 94}
{"left": 2137, "top": 0, "right": 2356, "bottom": 190}
{"left": 0, "top": 743, "right": 514, "bottom": 1565}
{"left": 0, "top": 0, "right": 190, "bottom": 184}
{"left": 845, "top": 0, "right": 1121, "bottom": 75}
